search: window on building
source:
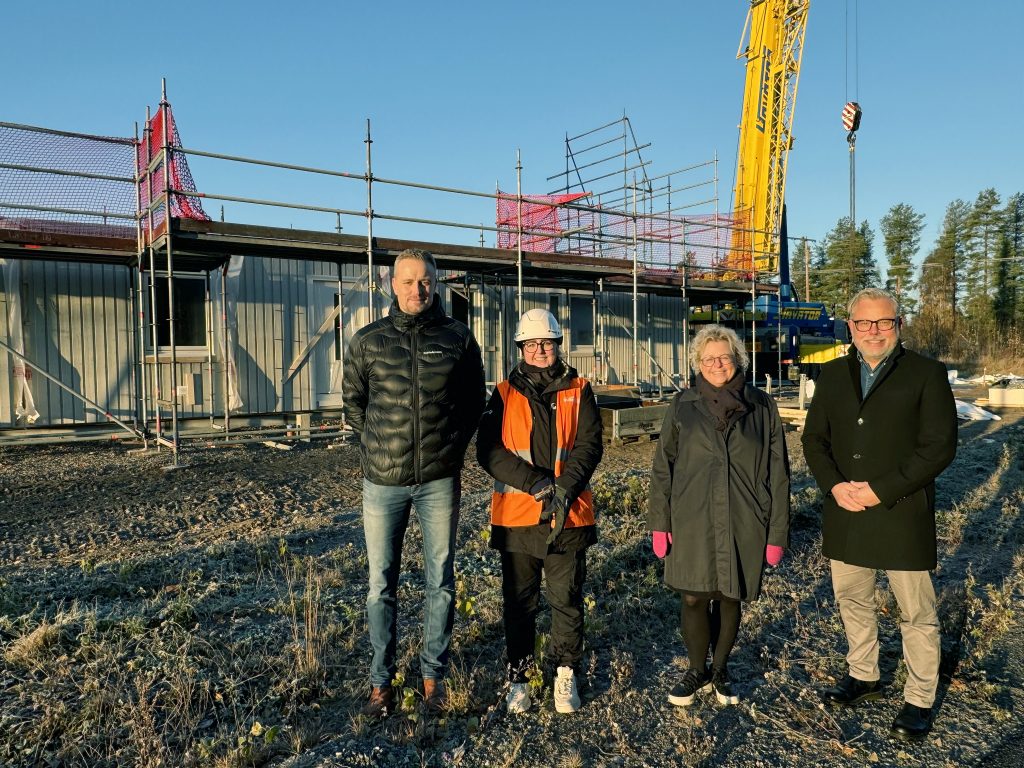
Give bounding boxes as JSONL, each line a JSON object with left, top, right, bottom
{"left": 548, "top": 294, "right": 561, "bottom": 325}
{"left": 152, "top": 275, "right": 208, "bottom": 348}
{"left": 451, "top": 291, "right": 469, "bottom": 326}
{"left": 569, "top": 295, "right": 594, "bottom": 348}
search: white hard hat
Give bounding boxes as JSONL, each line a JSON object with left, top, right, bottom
{"left": 514, "top": 308, "right": 563, "bottom": 343}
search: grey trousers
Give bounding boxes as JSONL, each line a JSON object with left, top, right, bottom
{"left": 830, "top": 559, "right": 940, "bottom": 708}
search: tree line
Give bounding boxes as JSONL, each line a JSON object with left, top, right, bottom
{"left": 790, "top": 189, "right": 1024, "bottom": 362}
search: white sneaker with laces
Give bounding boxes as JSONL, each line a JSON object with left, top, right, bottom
{"left": 554, "top": 666, "right": 581, "bottom": 713}
{"left": 506, "top": 682, "right": 531, "bottom": 713}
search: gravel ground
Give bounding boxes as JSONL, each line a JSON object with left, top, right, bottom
{"left": 1, "top": 391, "right": 1022, "bottom": 768}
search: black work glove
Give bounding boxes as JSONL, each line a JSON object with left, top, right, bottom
{"left": 544, "top": 486, "right": 572, "bottom": 545}
{"left": 530, "top": 478, "right": 556, "bottom": 520}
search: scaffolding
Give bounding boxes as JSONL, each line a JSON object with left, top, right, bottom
{"left": 1, "top": 89, "right": 783, "bottom": 463}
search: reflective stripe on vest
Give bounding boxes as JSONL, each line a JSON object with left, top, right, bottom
{"left": 490, "top": 378, "right": 595, "bottom": 529}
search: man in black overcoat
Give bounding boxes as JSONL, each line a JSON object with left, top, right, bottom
{"left": 802, "top": 287, "right": 957, "bottom": 741}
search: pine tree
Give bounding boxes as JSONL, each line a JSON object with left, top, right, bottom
{"left": 1003, "top": 193, "right": 1024, "bottom": 327}
{"left": 879, "top": 203, "right": 924, "bottom": 316}
{"left": 992, "top": 235, "right": 1014, "bottom": 333}
{"left": 963, "top": 189, "right": 1003, "bottom": 341}
{"left": 857, "top": 221, "right": 881, "bottom": 289}
{"left": 789, "top": 237, "right": 812, "bottom": 301}
{"left": 909, "top": 201, "right": 970, "bottom": 357}
{"left": 814, "top": 217, "right": 878, "bottom": 315}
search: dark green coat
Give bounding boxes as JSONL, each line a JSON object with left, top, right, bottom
{"left": 647, "top": 385, "right": 790, "bottom": 601}
{"left": 801, "top": 344, "right": 957, "bottom": 570}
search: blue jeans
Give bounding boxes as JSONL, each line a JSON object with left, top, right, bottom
{"left": 363, "top": 476, "right": 461, "bottom": 687}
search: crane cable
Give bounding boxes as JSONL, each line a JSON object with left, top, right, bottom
{"left": 845, "top": 0, "right": 859, "bottom": 104}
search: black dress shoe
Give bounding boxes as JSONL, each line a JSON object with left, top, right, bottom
{"left": 890, "top": 702, "right": 933, "bottom": 740}
{"left": 821, "top": 674, "right": 883, "bottom": 705}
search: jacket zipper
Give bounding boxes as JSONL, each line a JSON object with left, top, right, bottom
{"left": 412, "top": 327, "right": 421, "bottom": 484}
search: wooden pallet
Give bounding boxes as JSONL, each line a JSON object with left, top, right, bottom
{"left": 777, "top": 406, "right": 808, "bottom": 425}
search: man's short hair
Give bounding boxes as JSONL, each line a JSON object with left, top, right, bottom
{"left": 392, "top": 248, "right": 437, "bottom": 276}
{"left": 847, "top": 287, "right": 899, "bottom": 318}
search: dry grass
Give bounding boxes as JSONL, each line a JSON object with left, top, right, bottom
{"left": 1, "top": 424, "right": 1022, "bottom": 766}
{"left": 3, "top": 617, "right": 60, "bottom": 668}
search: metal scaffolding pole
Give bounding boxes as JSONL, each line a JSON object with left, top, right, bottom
{"left": 598, "top": 277, "right": 606, "bottom": 384}
{"left": 516, "top": 150, "right": 523, "bottom": 316}
{"left": 631, "top": 177, "right": 639, "bottom": 387}
{"left": 160, "top": 83, "right": 182, "bottom": 466}
{"left": 145, "top": 106, "right": 163, "bottom": 446}
{"left": 750, "top": 274, "right": 757, "bottom": 386}
{"left": 591, "top": 286, "right": 598, "bottom": 379}
{"left": 132, "top": 120, "right": 148, "bottom": 435}
{"left": 337, "top": 259, "right": 345, "bottom": 424}
{"left": 222, "top": 260, "right": 231, "bottom": 437}
{"left": 205, "top": 271, "right": 215, "bottom": 428}
{"left": 365, "top": 119, "right": 375, "bottom": 322}
{"left": 776, "top": 281, "right": 783, "bottom": 385}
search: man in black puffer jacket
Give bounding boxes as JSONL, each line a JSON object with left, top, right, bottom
{"left": 343, "top": 249, "right": 485, "bottom": 718}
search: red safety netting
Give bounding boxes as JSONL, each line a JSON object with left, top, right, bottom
{"left": 138, "top": 104, "right": 209, "bottom": 234}
{"left": 496, "top": 191, "right": 590, "bottom": 252}
{"left": 0, "top": 104, "right": 208, "bottom": 244}
{"left": 496, "top": 189, "right": 754, "bottom": 279}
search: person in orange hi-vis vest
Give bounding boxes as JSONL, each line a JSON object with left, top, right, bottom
{"left": 477, "top": 308, "right": 603, "bottom": 715}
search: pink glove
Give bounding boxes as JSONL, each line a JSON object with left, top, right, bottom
{"left": 652, "top": 531, "right": 673, "bottom": 559}
{"left": 765, "top": 545, "right": 784, "bottom": 566}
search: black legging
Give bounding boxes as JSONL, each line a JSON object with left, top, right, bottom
{"left": 680, "top": 595, "right": 741, "bottom": 672}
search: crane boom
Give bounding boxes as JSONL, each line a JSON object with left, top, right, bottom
{"left": 728, "top": 0, "right": 809, "bottom": 276}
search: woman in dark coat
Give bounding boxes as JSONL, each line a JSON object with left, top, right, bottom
{"left": 647, "top": 324, "right": 789, "bottom": 707}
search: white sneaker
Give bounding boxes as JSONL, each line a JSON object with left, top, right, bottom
{"left": 506, "top": 682, "right": 531, "bottom": 714}
{"left": 554, "top": 666, "right": 581, "bottom": 713}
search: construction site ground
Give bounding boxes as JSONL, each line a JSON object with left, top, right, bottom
{"left": 1, "top": 383, "right": 1022, "bottom": 767}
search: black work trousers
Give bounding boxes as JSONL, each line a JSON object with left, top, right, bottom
{"left": 500, "top": 548, "right": 587, "bottom": 682}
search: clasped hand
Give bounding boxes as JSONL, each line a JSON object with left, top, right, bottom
{"left": 831, "top": 480, "right": 880, "bottom": 512}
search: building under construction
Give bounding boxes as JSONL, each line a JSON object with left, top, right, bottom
{"left": 0, "top": 93, "right": 784, "bottom": 457}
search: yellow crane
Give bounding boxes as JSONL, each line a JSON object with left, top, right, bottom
{"left": 726, "top": 0, "right": 810, "bottom": 277}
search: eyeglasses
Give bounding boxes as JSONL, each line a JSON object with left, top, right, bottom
{"left": 700, "top": 354, "right": 734, "bottom": 368}
{"left": 850, "top": 318, "right": 898, "bottom": 332}
{"left": 522, "top": 340, "right": 557, "bottom": 352}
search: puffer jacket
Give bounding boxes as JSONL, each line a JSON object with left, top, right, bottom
{"left": 342, "top": 296, "right": 485, "bottom": 486}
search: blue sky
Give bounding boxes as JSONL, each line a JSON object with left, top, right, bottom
{"left": 3, "top": 1, "right": 1022, "bottom": 274}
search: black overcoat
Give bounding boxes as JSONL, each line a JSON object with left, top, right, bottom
{"left": 801, "top": 344, "right": 957, "bottom": 570}
{"left": 647, "top": 384, "right": 790, "bottom": 601}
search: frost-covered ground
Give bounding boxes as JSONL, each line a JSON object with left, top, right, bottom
{"left": 1, "top": 400, "right": 1022, "bottom": 767}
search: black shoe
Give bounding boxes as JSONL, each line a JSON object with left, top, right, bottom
{"left": 668, "top": 668, "right": 711, "bottom": 707}
{"left": 710, "top": 667, "right": 739, "bottom": 706}
{"left": 890, "top": 702, "right": 933, "bottom": 740}
{"left": 822, "top": 674, "right": 883, "bottom": 706}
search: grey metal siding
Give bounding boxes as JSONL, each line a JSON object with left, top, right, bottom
{"left": 2, "top": 254, "right": 690, "bottom": 429}
{"left": 15, "top": 261, "right": 135, "bottom": 425}
{"left": 0, "top": 268, "right": 10, "bottom": 424}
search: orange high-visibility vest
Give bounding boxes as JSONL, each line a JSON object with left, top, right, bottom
{"left": 490, "top": 378, "right": 595, "bottom": 529}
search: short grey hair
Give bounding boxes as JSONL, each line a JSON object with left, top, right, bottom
{"left": 847, "top": 287, "right": 898, "bottom": 318}
{"left": 392, "top": 248, "right": 437, "bottom": 276}
{"left": 689, "top": 324, "right": 749, "bottom": 374}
